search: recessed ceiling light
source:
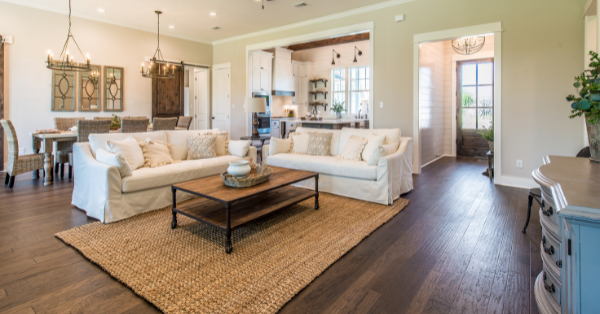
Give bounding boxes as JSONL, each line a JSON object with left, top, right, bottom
{"left": 97, "top": 8, "right": 105, "bottom": 12}
{"left": 169, "top": 25, "right": 175, "bottom": 29}
{"left": 211, "top": 26, "right": 220, "bottom": 30}
{"left": 210, "top": 12, "right": 217, "bottom": 16}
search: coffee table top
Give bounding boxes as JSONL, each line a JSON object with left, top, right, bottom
{"left": 172, "top": 166, "right": 318, "bottom": 204}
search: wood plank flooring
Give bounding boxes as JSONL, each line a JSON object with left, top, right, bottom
{"left": 0, "top": 157, "right": 542, "bottom": 313}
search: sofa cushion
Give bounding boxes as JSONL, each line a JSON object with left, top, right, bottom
{"left": 89, "top": 131, "right": 168, "bottom": 158}
{"left": 105, "top": 137, "right": 145, "bottom": 170}
{"left": 121, "top": 155, "right": 246, "bottom": 193}
{"left": 165, "top": 130, "right": 216, "bottom": 160}
{"left": 267, "top": 153, "right": 377, "bottom": 180}
{"left": 187, "top": 135, "right": 217, "bottom": 160}
{"left": 296, "top": 127, "right": 341, "bottom": 156}
{"left": 338, "top": 128, "right": 400, "bottom": 154}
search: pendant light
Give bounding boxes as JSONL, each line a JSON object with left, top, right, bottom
{"left": 353, "top": 46, "right": 363, "bottom": 63}
{"left": 46, "top": 0, "right": 91, "bottom": 72}
{"left": 451, "top": 36, "right": 486, "bottom": 55}
{"left": 331, "top": 49, "right": 340, "bottom": 65}
{"left": 141, "top": 11, "right": 175, "bottom": 79}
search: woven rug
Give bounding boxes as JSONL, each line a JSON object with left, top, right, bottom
{"left": 56, "top": 193, "right": 409, "bottom": 314}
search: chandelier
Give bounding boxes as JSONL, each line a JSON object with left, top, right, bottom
{"left": 46, "top": 0, "right": 91, "bottom": 72}
{"left": 451, "top": 36, "right": 486, "bottom": 55}
{"left": 141, "top": 11, "right": 175, "bottom": 79}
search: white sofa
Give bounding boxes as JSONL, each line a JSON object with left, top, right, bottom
{"left": 72, "top": 130, "right": 257, "bottom": 223}
{"left": 262, "top": 127, "right": 413, "bottom": 205}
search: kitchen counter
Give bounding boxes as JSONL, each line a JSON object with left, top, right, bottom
{"left": 289, "top": 119, "right": 368, "bottom": 124}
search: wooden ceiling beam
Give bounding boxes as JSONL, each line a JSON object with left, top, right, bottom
{"left": 285, "top": 33, "right": 369, "bottom": 51}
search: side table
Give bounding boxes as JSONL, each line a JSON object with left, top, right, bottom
{"left": 240, "top": 135, "right": 271, "bottom": 163}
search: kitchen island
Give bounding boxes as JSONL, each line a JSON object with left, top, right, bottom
{"left": 287, "top": 118, "right": 369, "bottom": 130}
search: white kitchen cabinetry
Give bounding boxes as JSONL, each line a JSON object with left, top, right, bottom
{"left": 532, "top": 156, "right": 600, "bottom": 314}
{"left": 250, "top": 51, "right": 273, "bottom": 93}
{"left": 291, "top": 61, "right": 312, "bottom": 111}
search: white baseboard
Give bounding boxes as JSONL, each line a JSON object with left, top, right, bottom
{"left": 421, "top": 155, "right": 451, "bottom": 168}
{"left": 494, "top": 175, "right": 537, "bottom": 189}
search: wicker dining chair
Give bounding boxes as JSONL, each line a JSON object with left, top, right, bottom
{"left": 67, "top": 120, "right": 111, "bottom": 179}
{"left": 121, "top": 117, "right": 149, "bottom": 133}
{"left": 177, "top": 116, "right": 193, "bottom": 130}
{"left": 1, "top": 119, "right": 52, "bottom": 189}
{"left": 54, "top": 117, "right": 85, "bottom": 179}
{"left": 152, "top": 117, "right": 178, "bottom": 131}
{"left": 93, "top": 117, "right": 113, "bottom": 121}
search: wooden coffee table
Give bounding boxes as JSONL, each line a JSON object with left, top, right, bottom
{"left": 170, "top": 167, "right": 319, "bottom": 254}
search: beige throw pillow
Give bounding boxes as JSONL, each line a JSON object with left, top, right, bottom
{"left": 228, "top": 140, "right": 251, "bottom": 157}
{"left": 95, "top": 149, "right": 132, "bottom": 178}
{"left": 105, "top": 137, "right": 145, "bottom": 170}
{"left": 307, "top": 132, "right": 333, "bottom": 156}
{"left": 139, "top": 138, "right": 181, "bottom": 168}
{"left": 289, "top": 132, "right": 310, "bottom": 154}
{"left": 339, "top": 135, "right": 368, "bottom": 161}
{"left": 187, "top": 135, "right": 217, "bottom": 160}
{"left": 362, "top": 133, "right": 386, "bottom": 162}
{"left": 199, "top": 130, "right": 230, "bottom": 156}
{"left": 367, "top": 143, "right": 397, "bottom": 166}
{"left": 269, "top": 137, "right": 292, "bottom": 156}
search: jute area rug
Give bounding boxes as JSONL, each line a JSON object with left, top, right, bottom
{"left": 56, "top": 193, "right": 409, "bottom": 314}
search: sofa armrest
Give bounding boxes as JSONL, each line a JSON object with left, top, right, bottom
{"left": 72, "top": 142, "right": 122, "bottom": 222}
{"left": 246, "top": 146, "right": 257, "bottom": 164}
{"left": 377, "top": 137, "right": 414, "bottom": 202}
{"left": 262, "top": 145, "right": 270, "bottom": 165}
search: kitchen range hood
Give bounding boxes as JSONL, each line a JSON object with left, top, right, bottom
{"left": 271, "top": 47, "right": 295, "bottom": 97}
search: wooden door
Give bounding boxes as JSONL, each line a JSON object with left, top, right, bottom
{"left": 152, "top": 64, "right": 184, "bottom": 118}
{"left": 456, "top": 59, "right": 494, "bottom": 157}
{"left": 212, "top": 67, "right": 230, "bottom": 132}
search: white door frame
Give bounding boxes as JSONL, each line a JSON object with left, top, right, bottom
{"left": 413, "top": 22, "right": 503, "bottom": 179}
{"left": 212, "top": 63, "right": 231, "bottom": 132}
{"left": 193, "top": 68, "right": 210, "bottom": 130}
{"left": 245, "top": 22, "right": 375, "bottom": 136}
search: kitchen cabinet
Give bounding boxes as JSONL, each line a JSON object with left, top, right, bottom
{"left": 250, "top": 51, "right": 273, "bottom": 93}
{"left": 291, "top": 61, "right": 313, "bottom": 112}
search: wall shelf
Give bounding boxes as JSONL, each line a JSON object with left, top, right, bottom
{"left": 309, "top": 102, "right": 328, "bottom": 111}
{"left": 309, "top": 79, "right": 328, "bottom": 88}
{"left": 309, "top": 91, "right": 328, "bottom": 99}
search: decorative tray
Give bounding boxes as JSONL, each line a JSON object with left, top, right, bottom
{"left": 221, "top": 166, "right": 273, "bottom": 188}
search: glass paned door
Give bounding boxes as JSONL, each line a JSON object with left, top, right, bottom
{"left": 457, "top": 59, "right": 494, "bottom": 157}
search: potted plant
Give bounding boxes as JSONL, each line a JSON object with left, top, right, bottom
{"left": 567, "top": 51, "right": 600, "bottom": 162}
{"left": 478, "top": 127, "right": 494, "bottom": 153}
{"left": 331, "top": 100, "right": 345, "bottom": 119}
{"left": 110, "top": 114, "right": 121, "bottom": 130}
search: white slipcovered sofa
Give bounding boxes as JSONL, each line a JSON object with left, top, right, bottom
{"left": 72, "top": 130, "right": 257, "bottom": 223}
{"left": 262, "top": 127, "right": 413, "bottom": 205}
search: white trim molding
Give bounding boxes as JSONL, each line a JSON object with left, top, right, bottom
{"left": 212, "top": 62, "right": 231, "bottom": 70}
{"left": 414, "top": 22, "right": 502, "bottom": 43}
{"left": 245, "top": 22, "right": 376, "bottom": 136}
{"left": 215, "top": 0, "right": 414, "bottom": 45}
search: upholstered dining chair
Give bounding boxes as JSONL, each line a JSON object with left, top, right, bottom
{"left": 54, "top": 117, "right": 85, "bottom": 179}
{"left": 177, "top": 116, "right": 193, "bottom": 130}
{"left": 152, "top": 117, "right": 178, "bottom": 131}
{"left": 1, "top": 119, "right": 51, "bottom": 189}
{"left": 121, "top": 117, "right": 149, "bottom": 133}
{"left": 67, "top": 120, "right": 111, "bottom": 179}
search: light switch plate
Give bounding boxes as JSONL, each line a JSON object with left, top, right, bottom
{"left": 516, "top": 160, "right": 523, "bottom": 168}
{"left": 380, "top": 102, "right": 383, "bottom": 108}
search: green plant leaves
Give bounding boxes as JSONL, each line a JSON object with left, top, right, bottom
{"left": 578, "top": 99, "right": 591, "bottom": 110}
{"left": 574, "top": 82, "right": 581, "bottom": 88}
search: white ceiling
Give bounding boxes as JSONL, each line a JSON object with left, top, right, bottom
{"left": 3, "top": 0, "right": 399, "bottom": 44}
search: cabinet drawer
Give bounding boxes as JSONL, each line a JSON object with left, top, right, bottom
{"left": 542, "top": 266, "right": 562, "bottom": 306}
{"left": 540, "top": 208, "right": 560, "bottom": 239}
{"left": 541, "top": 191, "right": 559, "bottom": 224}
{"left": 271, "top": 120, "right": 279, "bottom": 128}
{"left": 540, "top": 228, "right": 562, "bottom": 278}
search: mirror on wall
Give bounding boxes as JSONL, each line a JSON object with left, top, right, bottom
{"left": 51, "top": 66, "right": 76, "bottom": 111}
{"left": 79, "top": 64, "right": 101, "bottom": 111}
{"left": 104, "top": 66, "right": 124, "bottom": 111}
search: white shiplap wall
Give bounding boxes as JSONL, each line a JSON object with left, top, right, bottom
{"left": 291, "top": 40, "right": 370, "bottom": 118}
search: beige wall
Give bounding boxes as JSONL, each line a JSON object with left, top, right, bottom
{"left": 214, "top": 0, "right": 586, "bottom": 182}
{"left": 1, "top": 2, "right": 212, "bottom": 162}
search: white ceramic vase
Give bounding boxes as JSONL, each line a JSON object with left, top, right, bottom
{"left": 227, "top": 160, "right": 251, "bottom": 177}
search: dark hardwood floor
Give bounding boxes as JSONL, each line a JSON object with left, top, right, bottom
{"left": 0, "top": 157, "right": 542, "bottom": 313}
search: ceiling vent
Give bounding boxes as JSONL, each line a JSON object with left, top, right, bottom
{"left": 294, "top": 2, "right": 307, "bottom": 7}
{"left": 211, "top": 26, "right": 221, "bottom": 30}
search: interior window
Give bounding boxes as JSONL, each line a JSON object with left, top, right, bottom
{"left": 348, "top": 66, "right": 370, "bottom": 114}
{"left": 331, "top": 68, "right": 346, "bottom": 107}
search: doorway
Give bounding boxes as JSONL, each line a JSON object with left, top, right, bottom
{"left": 191, "top": 69, "right": 209, "bottom": 130}
{"left": 456, "top": 59, "right": 494, "bottom": 157}
{"left": 212, "top": 64, "right": 230, "bottom": 132}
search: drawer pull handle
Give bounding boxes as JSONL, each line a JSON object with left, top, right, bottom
{"left": 556, "top": 261, "right": 562, "bottom": 268}
{"left": 542, "top": 236, "right": 555, "bottom": 255}
{"left": 543, "top": 274, "right": 556, "bottom": 293}
{"left": 541, "top": 200, "right": 554, "bottom": 217}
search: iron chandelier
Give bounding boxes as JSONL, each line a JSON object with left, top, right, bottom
{"left": 451, "top": 36, "right": 486, "bottom": 55}
{"left": 46, "top": 0, "right": 92, "bottom": 72}
{"left": 141, "top": 11, "right": 175, "bottom": 79}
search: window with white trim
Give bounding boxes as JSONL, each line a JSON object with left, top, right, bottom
{"left": 331, "top": 68, "right": 346, "bottom": 107}
{"left": 331, "top": 66, "right": 370, "bottom": 114}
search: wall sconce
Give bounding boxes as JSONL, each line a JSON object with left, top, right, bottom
{"left": 331, "top": 49, "right": 340, "bottom": 65}
{"left": 353, "top": 46, "right": 363, "bottom": 63}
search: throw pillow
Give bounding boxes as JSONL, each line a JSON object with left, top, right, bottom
{"left": 289, "top": 132, "right": 310, "bottom": 154}
{"left": 199, "top": 130, "right": 229, "bottom": 156}
{"left": 307, "top": 132, "right": 333, "bottom": 156}
{"left": 367, "top": 143, "right": 397, "bottom": 166}
{"left": 229, "top": 140, "right": 251, "bottom": 157}
{"left": 339, "top": 135, "right": 368, "bottom": 161}
{"left": 105, "top": 137, "right": 145, "bottom": 170}
{"left": 187, "top": 135, "right": 217, "bottom": 160}
{"left": 362, "top": 133, "right": 386, "bottom": 162}
{"left": 95, "top": 149, "right": 132, "bottom": 178}
{"left": 269, "top": 137, "right": 292, "bottom": 156}
{"left": 139, "top": 138, "right": 181, "bottom": 168}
